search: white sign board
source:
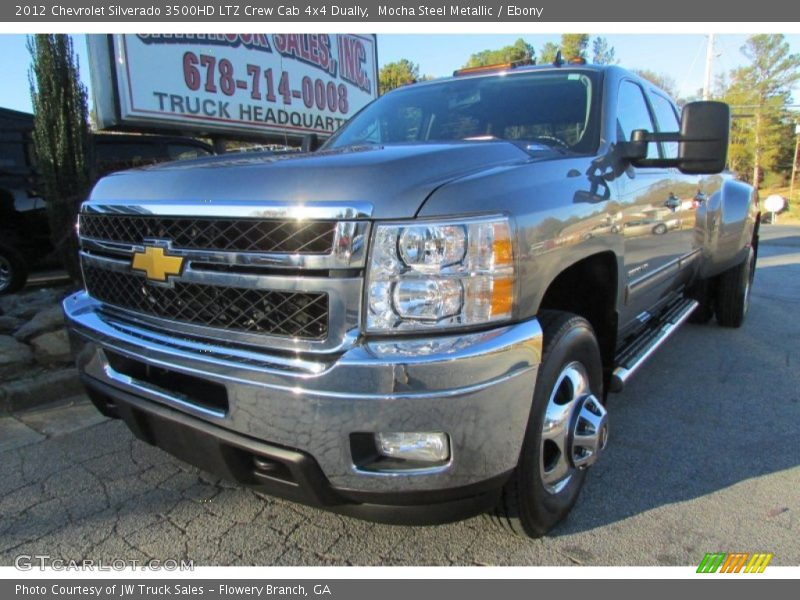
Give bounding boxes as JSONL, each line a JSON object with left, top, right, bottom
{"left": 87, "top": 34, "right": 378, "bottom": 140}
{"left": 764, "top": 194, "right": 785, "bottom": 213}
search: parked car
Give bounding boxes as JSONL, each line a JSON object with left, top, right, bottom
{"left": 0, "top": 108, "right": 214, "bottom": 294}
{"left": 0, "top": 108, "right": 50, "bottom": 294}
{"left": 623, "top": 217, "right": 680, "bottom": 236}
{"left": 92, "top": 133, "right": 214, "bottom": 179}
{"left": 65, "top": 64, "right": 758, "bottom": 538}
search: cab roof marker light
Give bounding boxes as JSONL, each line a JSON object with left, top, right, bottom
{"left": 453, "top": 58, "right": 535, "bottom": 77}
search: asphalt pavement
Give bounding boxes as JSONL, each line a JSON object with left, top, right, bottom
{"left": 1, "top": 225, "right": 798, "bottom": 566}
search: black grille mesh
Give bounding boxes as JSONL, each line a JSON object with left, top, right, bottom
{"left": 79, "top": 214, "right": 336, "bottom": 254}
{"left": 83, "top": 265, "right": 328, "bottom": 340}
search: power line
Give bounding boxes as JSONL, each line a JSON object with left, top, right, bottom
{"left": 728, "top": 104, "right": 800, "bottom": 109}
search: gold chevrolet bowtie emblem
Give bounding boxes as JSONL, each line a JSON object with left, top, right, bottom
{"left": 131, "top": 246, "right": 184, "bottom": 282}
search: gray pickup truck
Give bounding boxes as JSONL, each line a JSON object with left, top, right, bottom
{"left": 64, "top": 63, "right": 759, "bottom": 538}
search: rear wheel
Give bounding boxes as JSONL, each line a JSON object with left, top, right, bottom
{"left": 715, "top": 246, "right": 756, "bottom": 328}
{"left": 488, "top": 311, "right": 608, "bottom": 538}
{"left": 686, "top": 277, "right": 715, "bottom": 324}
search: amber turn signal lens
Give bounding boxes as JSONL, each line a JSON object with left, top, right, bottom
{"left": 490, "top": 277, "right": 514, "bottom": 316}
{"left": 492, "top": 224, "right": 513, "bottom": 267}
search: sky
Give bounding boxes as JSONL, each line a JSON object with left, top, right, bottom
{"left": 1, "top": 33, "right": 799, "bottom": 114}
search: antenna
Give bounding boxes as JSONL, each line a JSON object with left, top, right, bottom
{"left": 553, "top": 50, "right": 563, "bottom": 67}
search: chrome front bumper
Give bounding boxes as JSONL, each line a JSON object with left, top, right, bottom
{"left": 64, "top": 291, "right": 542, "bottom": 495}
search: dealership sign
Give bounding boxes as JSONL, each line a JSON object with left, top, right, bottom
{"left": 87, "top": 34, "right": 377, "bottom": 139}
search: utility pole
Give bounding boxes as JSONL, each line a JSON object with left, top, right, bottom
{"left": 703, "top": 33, "right": 715, "bottom": 101}
{"left": 790, "top": 123, "right": 800, "bottom": 207}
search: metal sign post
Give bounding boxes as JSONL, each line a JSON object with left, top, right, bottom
{"left": 790, "top": 123, "right": 799, "bottom": 210}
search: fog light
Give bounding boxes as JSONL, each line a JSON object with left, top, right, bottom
{"left": 375, "top": 432, "right": 450, "bottom": 463}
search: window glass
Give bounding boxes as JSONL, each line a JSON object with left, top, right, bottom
{"left": 616, "top": 81, "right": 658, "bottom": 159}
{"left": 328, "top": 70, "right": 600, "bottom": 154}
{"left": 0, "top": 131, "right": 27, "bottom": 168}
{"left": 649, "top": 92, "right": 681, "bottom": 159}
{"left": 168, "top": 144, "right": 213, "bottom": 160}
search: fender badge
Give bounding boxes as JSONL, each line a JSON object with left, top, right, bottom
{"left": 627, "top": 262, "right": 650, "bottom": 277}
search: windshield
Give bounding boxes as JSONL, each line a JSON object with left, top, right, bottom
{"left": 327, "top": 69, "right": 600, "bottom": 154}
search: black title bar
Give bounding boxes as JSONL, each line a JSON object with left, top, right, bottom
{"left": 5, "top": 0, "right": 800, "bottom": 22}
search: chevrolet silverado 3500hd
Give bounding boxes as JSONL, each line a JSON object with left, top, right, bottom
{"left": 65, "top": 64, "right": 758, "bottom": 537}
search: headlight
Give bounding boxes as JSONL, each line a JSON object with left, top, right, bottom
{"left": 366, "top": 215, "right": 515, "bottom": 332}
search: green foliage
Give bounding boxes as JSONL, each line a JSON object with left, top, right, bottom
{"left": 592, "top": 37, "right": 618, "bottom": 65}
{"left": 28, "top": 34, "right": 92, "bottom": 283}
{"left": 560, "top": 34, "right": 589, "bottom": 62}
{"left": 379, "top": 59, "right": 420, "bottom": 95}
{"left": 538, "top": 42, "right": 560, "bottom": 64}
{"left": 773, "top": 119, "right": 798, "bottom": 178}
{"left": 539, "top": 35, "right": 604, "bottom": 65}
{"left": 722, "top": 34, "right": 800, "bottom": 187}
{"left": 464, "top": 38, "right": 535, "bottom": 68}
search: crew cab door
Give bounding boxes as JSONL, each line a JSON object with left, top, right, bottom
{"left": 614, "top": 80, "right": 697, "bottom": 333}
{"left": 647, "top": 88, "right": 703, "bottom": 274}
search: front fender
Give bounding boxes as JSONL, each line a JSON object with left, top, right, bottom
{"left": 697, "top": 178, "right": 758, "bottom": 278}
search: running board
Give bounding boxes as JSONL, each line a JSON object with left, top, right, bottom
{"left": 610, "top": 299, "right": 698, "bottom": 393}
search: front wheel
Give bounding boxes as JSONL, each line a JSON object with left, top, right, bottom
{"left": 488, "top": 311, "right": 608, "bottom": 538}
{"left": 715, "top": 246, "right": 756, "bottom": 328}
{"left": 0, "top": 243, "right": 28, "bottom": 295}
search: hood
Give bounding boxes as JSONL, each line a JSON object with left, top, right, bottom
{"left": 87, "top": 142, "right": 530, "bottom": 219}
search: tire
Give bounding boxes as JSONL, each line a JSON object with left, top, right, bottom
{"left": 686, "top": 277, "right": 715, "bottom": 324}
{"left": 715, "top": 246, "right": 756, "bottom": 328}
{"left": 0, "top": 243, "right": 28, "bottom": 295}
{"left": 488, "top": 310, "right": 607, "bottom": 538}
{"left": 652, "top": 223, "right": 667, "bottom": 235}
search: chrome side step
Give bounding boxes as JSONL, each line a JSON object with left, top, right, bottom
{"left": 610, "top": 299, "right": 698, "bottom": 393}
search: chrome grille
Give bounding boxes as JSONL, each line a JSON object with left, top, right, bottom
{"left": 82, "top": 265, "right": 329, "bottom": 340}
{"left": 79, "top": 214, "right": 336, "bottom": 254}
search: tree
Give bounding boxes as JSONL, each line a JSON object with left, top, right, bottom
{"left": 592, "top": 37, "right": 618, "bottom": 65}
{"left": 379, "top": 59, "right": 420, "bottom": 95}
{"left": 28, "top": 34, "right": 92, "bottom": 284}
{"left": 632, "top": 69, "right": 680, "bottom": 99}
{"left": 772, "top": 118, "right": 799, "bottom": 185}
{"left": 538, "top": 35, "right": 590, "bottom": 65}
{"left": 561, "top": 34, "right": 589, "bottom": 62}
{"left": 723, "top": 34, "right": 800, "bottom": 187}
{"left": 539, "top": 42, "right": 560, "bottom": 64}
{"left": 464, "top": 38, "right": 534, "bottom": 68}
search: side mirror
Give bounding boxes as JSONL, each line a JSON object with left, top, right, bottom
{"left": 677, "top": 101, "right": 730, "bottom": 174}
{"left": 621, "top": 101, "right": 730, "bottom": 175}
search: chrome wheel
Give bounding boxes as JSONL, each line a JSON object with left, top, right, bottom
{"left": 540, "top": 361, "right": 608, "bottom": 494}
{"left": 0, "top": 254, "right": 12, "bottom": 292}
